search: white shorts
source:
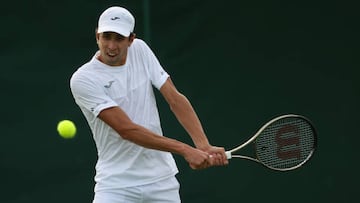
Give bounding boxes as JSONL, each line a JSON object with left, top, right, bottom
{"left": 93, "top": 176, "right": 181, "bottom": 203}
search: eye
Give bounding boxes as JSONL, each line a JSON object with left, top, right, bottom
{"left": 115, "top": 34, "right": 126, "bottom": 41}
{"left": 101, "top": 32, "right": 112, "bottom": 40}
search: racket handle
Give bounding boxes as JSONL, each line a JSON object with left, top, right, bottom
{"left": 225, "top": 151, "right": 232, "bottom": 159}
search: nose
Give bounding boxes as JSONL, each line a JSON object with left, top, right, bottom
{"left": 107, "top": 39, "right": 117, "bottom": 50}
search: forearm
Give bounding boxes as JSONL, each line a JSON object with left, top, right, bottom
{"left": 169, "top": 93, "right": 210, "bottom": 149}
{"left": 120, "top": 123, "right": 192, "bottom": 155}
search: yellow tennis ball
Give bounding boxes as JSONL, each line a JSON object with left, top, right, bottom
{"left": 57, "top": 120, "right": 76, "bottom": 139}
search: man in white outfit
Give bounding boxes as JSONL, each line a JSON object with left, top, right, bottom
{"left": 70, "top": 6, "right": 228, "bottom": 203}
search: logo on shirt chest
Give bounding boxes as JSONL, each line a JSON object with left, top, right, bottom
{"left": 104, "top": 80, "right": 115, "bottom": 88}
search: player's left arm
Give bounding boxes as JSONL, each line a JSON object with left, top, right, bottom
{"left": 160, "top": 78, "right": 228, "bottom": 166}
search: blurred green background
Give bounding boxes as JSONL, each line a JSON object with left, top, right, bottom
{"left": 1, "top": 0, "right": 359, "bottom": 202}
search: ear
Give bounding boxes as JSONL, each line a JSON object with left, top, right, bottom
{"left": 95, "top": 28, "right": 100, "bottom": 43}
{"left": 96, "top": 33, "right": 100, "bottom": 44}
{"left": 129, "top": 33, "right": 136, "bottom": 44}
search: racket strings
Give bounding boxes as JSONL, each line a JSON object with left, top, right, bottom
{"left": 255, "top": 117, "right": 315, "bottom": 170}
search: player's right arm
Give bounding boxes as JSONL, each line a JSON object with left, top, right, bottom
{"left": 98, "top": 106, "right": 211, "bottom": 169}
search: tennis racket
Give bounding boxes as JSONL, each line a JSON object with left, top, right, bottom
{"left": 225, "top": 114, "right": 317, "bottom": 171}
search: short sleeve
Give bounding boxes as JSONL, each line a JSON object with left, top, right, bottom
{"left": 136, "top": 39, "right": 169, "bottom": 89}
{"left": 70, "top": 72, "right": 118, "bottom": 118}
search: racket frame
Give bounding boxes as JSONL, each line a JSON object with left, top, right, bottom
{"left": 225, "top": 114, "right": 317, "bottom": 171}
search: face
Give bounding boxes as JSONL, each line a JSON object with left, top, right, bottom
{"left": 96, "top": 32, "right": 135, "bottom": 66}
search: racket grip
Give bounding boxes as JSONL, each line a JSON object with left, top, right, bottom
{"left": 225, "top": 151, "right": 232, "bottom": 159}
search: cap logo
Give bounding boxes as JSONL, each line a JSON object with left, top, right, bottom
{"left": 111, "top": 17, "right": 121, "bottom": 20}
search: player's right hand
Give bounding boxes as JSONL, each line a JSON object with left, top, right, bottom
{"left": 183, "top": 147, "right": 211, "bottom": 170}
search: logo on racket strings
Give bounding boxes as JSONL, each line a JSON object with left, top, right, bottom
{"left": 275, "top": 125, "right": 301, "bottom": 160}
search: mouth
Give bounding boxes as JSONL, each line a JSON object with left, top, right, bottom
{"left": 107, "top": 52, "right": 117, "bottom": 58}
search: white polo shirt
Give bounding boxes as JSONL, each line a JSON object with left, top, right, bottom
{"left": 70, "top": 39, "right": 178, "bottom": 191}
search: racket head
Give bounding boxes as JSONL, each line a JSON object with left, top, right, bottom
{"left": 255, "top": 114, "right": 317, "bottom": 171}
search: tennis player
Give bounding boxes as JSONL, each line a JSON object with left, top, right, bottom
{"left": 70, "top": 6, "right": 228, "bottom": 203}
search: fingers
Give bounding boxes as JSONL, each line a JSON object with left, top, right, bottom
{"left": 192, "top": 153, "right": 226, "bottom": 169}
{"left": 186, "top": 146, "right": 229, "bottom": 170}
{"left": 208, "top": 153, "right": 228, "bottom": 166}
{"left": 206, "top": 147, "right": 229, "bottom": 166}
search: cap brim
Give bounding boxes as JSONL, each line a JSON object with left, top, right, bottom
{"left": 97, "top": 26, "right": 130, "bottom": 37}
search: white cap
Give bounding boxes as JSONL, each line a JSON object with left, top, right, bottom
{"left": 97, "top": 6, "right": 135, "bottom": 37}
